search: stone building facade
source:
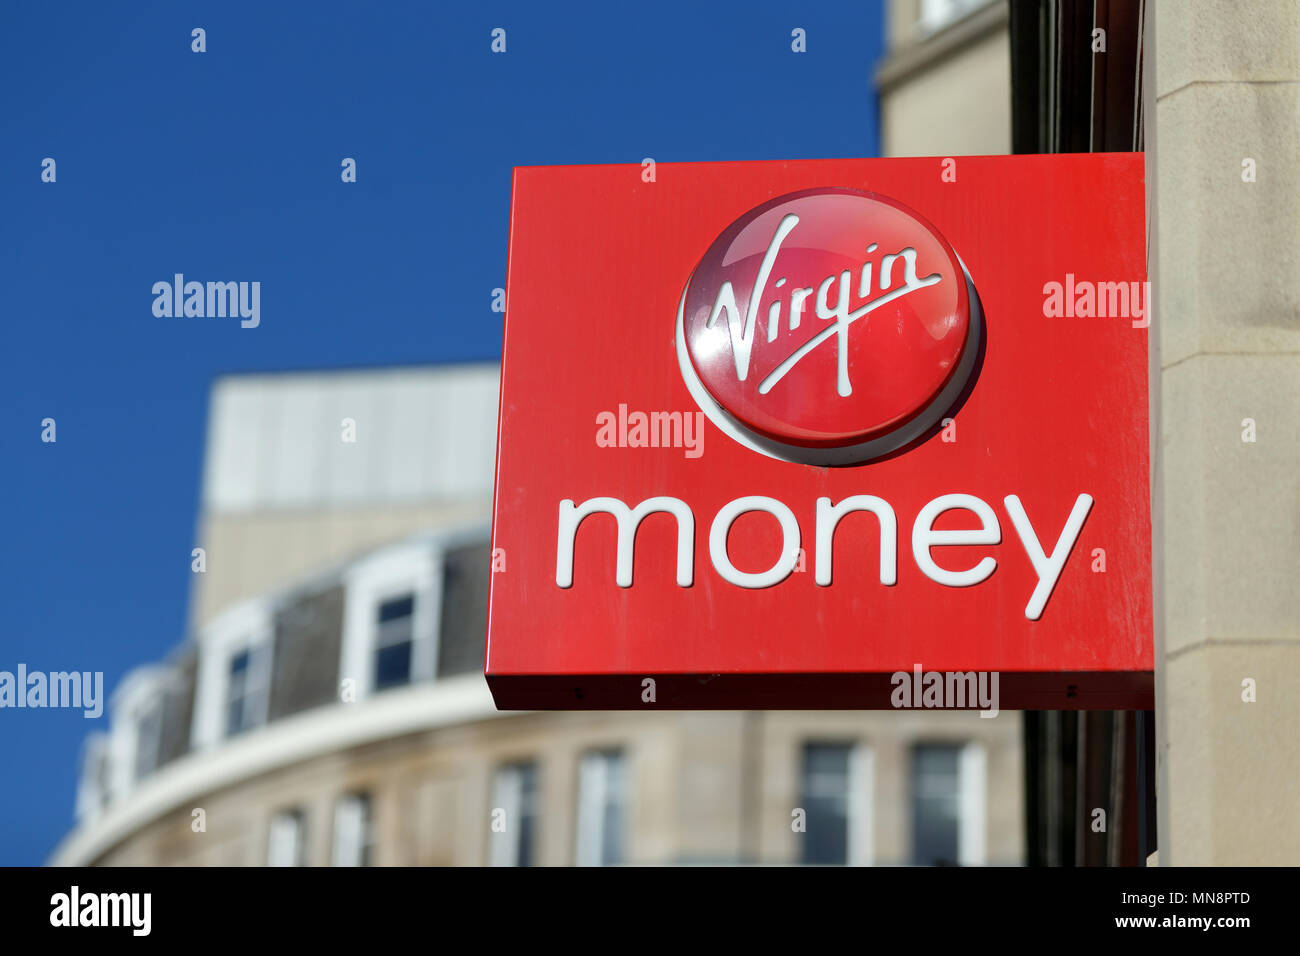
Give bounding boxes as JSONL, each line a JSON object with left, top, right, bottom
{"left": 53, "top": 364, "right": 1025, "bottom": 866}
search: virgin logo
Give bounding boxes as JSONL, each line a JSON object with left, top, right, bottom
{"left": 676, "top": 188, "right": 983, "bottom": 465}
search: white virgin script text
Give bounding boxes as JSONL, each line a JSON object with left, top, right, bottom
{"left": 704, "top": 213, "right": 942, "bottom": 396}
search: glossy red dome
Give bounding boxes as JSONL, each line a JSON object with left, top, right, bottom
{"left": 679, "top": 188, "right": 973, "bottom": 458}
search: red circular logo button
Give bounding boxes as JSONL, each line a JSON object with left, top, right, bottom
{"left": 676, "top": 187, "right": 981, "bottom": 465}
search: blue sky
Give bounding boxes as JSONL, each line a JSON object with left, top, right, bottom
{"left": 0, "top": 0, "right": 883, "bottom": 865}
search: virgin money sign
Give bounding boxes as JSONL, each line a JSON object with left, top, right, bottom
{"left": 488, "top": 155, "right": 1151, "bottom": 710}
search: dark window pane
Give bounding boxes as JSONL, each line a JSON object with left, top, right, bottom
{"left": 374, "top": 640, "right": 412, "bottom": 690}
{"left": 378, "top": 595, "right": 414, "bottom": 623}
{"left": 372, "top": 592, "right": 415, "bottom": 691}
{"left": 496, "top": 759, "right": 538, "bottom": 868}
{"left": 226, "top": 650, "right": 253, "bottom": 736}
{"left": 911, "top": 745, "right": 961, "bottom": 866}
{"left": 519, "top": 763, "right": 537, "bottom": 867}
{"left": 518, "top": 814, "right": 535, "bottom": 868}
{"left": 801, "top": 743, "right": 851, "bottom": 865}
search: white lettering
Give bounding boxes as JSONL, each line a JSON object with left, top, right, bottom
{"left": 702, "top": 218, "right": 942, "bottom": 396}
{"left": 709, "top": 496, "right": 801, "bottom": 588}
{"left": 911, "top": 494, "right": 1001, "bottom": 587}
{"left": 556, "top": 497, "right": 694, "bottom": 588}
{"left": 553, "top": 493, "right": 1091, "bottom": 618}
{"left": 1003, "top": 494, "right": 1093, "bottom": 619}
{"left": 815, "top": 496, "right": 897, "bottom": 586}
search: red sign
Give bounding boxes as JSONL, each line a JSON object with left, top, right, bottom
{"left": 488, "top": 155, "right": 1151, "bottom": 710}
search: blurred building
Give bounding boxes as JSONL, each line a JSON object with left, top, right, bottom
{"left": 877, "top": 0, "right": 1011, "bottom": 158}
{"left": 52, "top": 363, "right": 1024, "bottom": 866}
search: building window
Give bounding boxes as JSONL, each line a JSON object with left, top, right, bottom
{"left": 341, "top": 542, "right": 439, "bottom": 698}
{"left": 800, "top": 742, "right": 872, "bottom": 865}
{"left": 267, "top": 809, "right": 306, "bottom": 867}
{"left": 911, "top": 742, "right": 986, "bottom": 865}
{"left": 575, "top": 750, "right": 626, "bottom": 866}
{"left": 332, "top": 793, "right": 373, "bottom": 867}
{"left": 193, "top": 602, "right": 273, "bottom": 751}
{"left": 76, "top": 735, "right": 111, "bottom": 820}
{"left": 133, "top": 703, "right": 162, "bottom": 782}
{"left": 490, "top": 761, "right": 538, "bottom": 867}
{"left": 225, "top": 646, "right": 268, "bottom": 737}
{"left": 373, "top": 594, "right": 415, "bottom": 691}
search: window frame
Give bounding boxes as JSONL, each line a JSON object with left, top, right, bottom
{"left": 331, "top": 792, "right": 374, "bottom": 867}
{"left": 341, "top": 544, "right": 439, "bottom": 699}
{"left": 105, "top": 665, "right": 172, "bottom": 800}
{"left": 489, "top": 759, "right": 539, "bottom": 867}
{"left": 371, "top": 592, "right": 418, "bottom": 691}
{"left": 574, "top": 748, "right": 628, "bottom": 867}
{"left": 798, "top": 740, "right": 873, "bottom": 866}
{"left": 909, "top": 740, "right": 987, "bottom": 866}
{"left": 192, "top": 599, "right": 273, "bottom": 750}
{"left": 267, "top": 807, "right": 307, "bottom": 867}
{"left": 223, "top": 642, "right": 271, "bottom": 737}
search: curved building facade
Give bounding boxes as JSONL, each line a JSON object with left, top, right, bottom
{"left": 54, "top": 363, "right": 1023, "bottom": 866}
